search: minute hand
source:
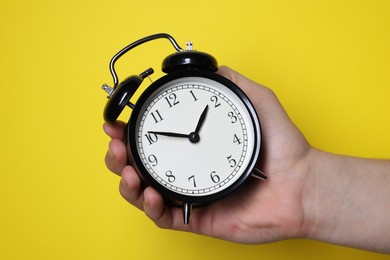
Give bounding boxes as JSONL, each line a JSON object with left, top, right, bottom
{"left": 148, "top": 131, "right": 190, "bottom": 138}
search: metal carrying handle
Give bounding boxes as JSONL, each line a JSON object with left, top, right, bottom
{"left": 108, "top": 33, "right": 184, "bottom": 88}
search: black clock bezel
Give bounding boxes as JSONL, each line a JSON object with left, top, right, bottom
{"left": 126, "top": 69, "right": 262, "bottom": 205}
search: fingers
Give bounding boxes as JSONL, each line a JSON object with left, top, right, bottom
{"left": 105, "top": 138, "right": 127, "bottom": 175}
{"left": 119, "top": 166, "right": 183, "bottom": 229}
{"left": 143, "top": 187, "right": 173, "bottom": 228}
{"left": 143, "top": 188, "right": 191, "bottom": 231}
{"left": 104, "top": 121, "right": 128, "bottom": 175}
{"left": 103, "top": 121, "right": 126, "bottom": 139}
{"left": 119, "top": 166, "right": 144, "bottom": 210}
{"left": 120, "top": 167, "right": 182, "bottom": 230}
{"left": 103, "top": 121, "right": 179, "bottom": 227}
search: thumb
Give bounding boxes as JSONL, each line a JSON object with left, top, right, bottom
{"left": 216, "top": 65, "right": 279, "bottom": 112}
{"left": 216, "top": 65, "right": 297, "bottom": 146}
{"left": 217, "top": 65, "right": 261, "bottom": 91}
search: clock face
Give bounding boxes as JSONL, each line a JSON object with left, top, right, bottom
{"left": 128, "top": 71, "right": 261, "bottom": 204}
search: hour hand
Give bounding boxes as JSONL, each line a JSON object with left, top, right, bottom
{"left": 148, "top": 131, "right": 190, "bottom": 138}
{"left": 194, "top": 105, "right": 209, "bottom": 134}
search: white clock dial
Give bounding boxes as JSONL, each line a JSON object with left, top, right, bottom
{"left": 135, "top": 77, "right": 258, "bottom": 197}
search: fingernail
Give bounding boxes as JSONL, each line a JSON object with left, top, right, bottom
{"left": 107, "top": 147, "right": 116, "bottom": 160}
{"left": 119, "top": 176, "right": 126, "bottom": 188}
{"left": 144, "top": 193, "right": 150, "bottom": 207}
{"left": 103, "top": 123, "right": 111, "bottom": 135}
{"left": 144, "top": 197, "right": 149, "bottom": 206}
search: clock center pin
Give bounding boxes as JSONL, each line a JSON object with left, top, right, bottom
{"left": 189, "top": 132, "right": 200, "bottom": 143}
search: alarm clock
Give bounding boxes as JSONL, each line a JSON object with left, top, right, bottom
{"left": 102, "top": 33, "right": 266, "bottom": 224}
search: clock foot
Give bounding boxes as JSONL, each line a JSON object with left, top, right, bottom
{"left": 251, "top": 168, "right": 268, "bottom": 181}
{"left": 182, "top": 203, "right": 192, "bottom": 225}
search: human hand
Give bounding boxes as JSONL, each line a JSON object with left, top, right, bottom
{"left": 103, "top": 66, "right": 313, "bottom": 244}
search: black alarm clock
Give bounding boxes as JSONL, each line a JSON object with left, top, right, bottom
{"left": 102, "top": 33, "right": 266, "bottom": 224}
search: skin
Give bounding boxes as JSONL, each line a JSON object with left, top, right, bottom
{"left": 103, "top": 66, "right": 390, "bottom": 254}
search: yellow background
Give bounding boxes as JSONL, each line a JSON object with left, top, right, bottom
{"left": 1, "top": 0, "right": 389, "bottom": 259}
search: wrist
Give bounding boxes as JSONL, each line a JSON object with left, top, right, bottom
{"left": 300, "top": 149, "right": 390, "bottom": 253}
{"left": 299, "top": 148, "right": 340, "bottom": 241}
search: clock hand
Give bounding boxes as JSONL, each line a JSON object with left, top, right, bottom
{"left": 194, "top": 105, "right": 209, "bottom": 133}
{"left": 148, "top": 106, "right": 209, "bottom": 143}
{"left": 148, "top": 131, "right": 190, "bottom": 138}
{"left": 148, "top": 131, "right": 201, "bottom": 143}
